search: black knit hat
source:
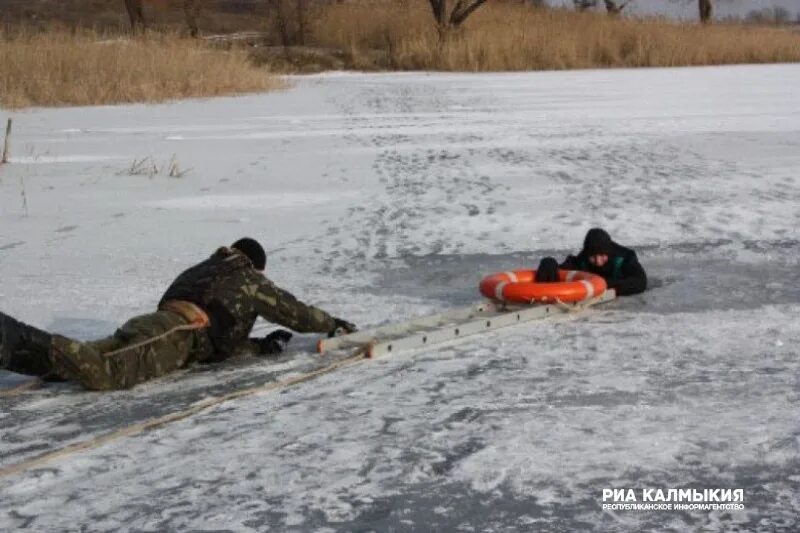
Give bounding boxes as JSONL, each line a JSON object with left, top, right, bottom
{"left": 583, "top": 228, "right": 612, "bottom": 256}
{"left": 232, "top": 237, "right": 266, "bottom": 270}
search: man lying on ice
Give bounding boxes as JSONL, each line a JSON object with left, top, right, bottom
{"left": 536, "top": 227, "right": 648, "bottom": 296}
{"left": 0, "top": 238, "right": 356, "bottom": 391}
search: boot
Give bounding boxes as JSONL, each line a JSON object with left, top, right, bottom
{"left": 0, "top": 311, "right": 54, "bottom": 377}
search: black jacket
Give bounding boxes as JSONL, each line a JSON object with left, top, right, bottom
{"left": 560, "top": 242, "right": 647, "bottom": 296}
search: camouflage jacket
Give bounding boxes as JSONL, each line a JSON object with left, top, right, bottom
{"left": 159, "top": 247, "right": 336, "bottom": 361}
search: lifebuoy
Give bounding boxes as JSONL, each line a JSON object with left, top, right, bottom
{"left": 479, "top": 269, "right": 607, "bottom": 304}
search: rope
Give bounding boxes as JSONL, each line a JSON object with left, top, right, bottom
{"left": 102, "top": 300, "right": 210, "bottom": 358}
{"left": 1, "top": 304, "right": 206, "bottom": 397}
{"left": 0, "top": 347, "right": 368, "bottom": 480}
{"left": 0, "top": 293, "right": 612, "bottom": 478}
{"left": 101, "top": 323, "right": 206, "bottom": 358}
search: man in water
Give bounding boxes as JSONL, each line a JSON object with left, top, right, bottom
{"left": 1, "top": 238, "right": 356, "bottom": 390}
{"left": 536, "top": 228, "right": 647, "bottom": 296}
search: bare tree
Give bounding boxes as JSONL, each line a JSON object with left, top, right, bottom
{"left": 603, "top": 0, "right": 630, "bottom": 16}
{"left": 184, "top": 0, "right": 201, "bottom": 38}
{"left": 772, "top": 6, "right": 791, "bottom": 25}
{"left": 266, "top": 0, "right": 317, "bottom": 47}
{"left": 427, "top": 0, "right": 490, "bottom": 43}
{"left": 296, "top": 0, "right": 308, "bottom": 46}
{"left": 270, "top": 0, "right": 290, "bottom": 46}
{"left": 124, "top": 0, "right": 146, "bottom": 33}
{"left": 573, "top": 0, "right": 598, "bottom": 12}
{"left": 699, "top": 0, "right": 712, "bottom": 24}
{"left": 746, "top": 7, "right": 792, "bottom": 25}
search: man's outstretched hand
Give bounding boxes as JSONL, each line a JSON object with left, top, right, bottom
{"left": 328, "top": 318, "right": 357, "bottom": 338}
{"left": 257, "top": 329, "right": 293, "bottom": 356}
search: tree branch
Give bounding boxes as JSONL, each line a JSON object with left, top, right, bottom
{"left": 450, "top": 0, "right": 488, "bottom": 27}
{"left": 428, "top": 0, "right": 446, "bottom": 26}
{"left": 603, "top": 0, "right": 631, "bottom": 14}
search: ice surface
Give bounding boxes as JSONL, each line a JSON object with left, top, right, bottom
{"left": 1, "top": 65, "right": 799, "bottom": 531}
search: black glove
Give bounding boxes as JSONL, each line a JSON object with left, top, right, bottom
{"left": 536, "top": 257, "right": 559, "bottom": 283}
{"left": 257, "top": 329, "right": 293, "bottom": 356}
{"left": 328, "top": 318, "right": 357, "bottom": 338}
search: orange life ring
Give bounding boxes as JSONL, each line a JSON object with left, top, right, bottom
{"left": 479, "top": 269, "right": 607, "bottom": 304}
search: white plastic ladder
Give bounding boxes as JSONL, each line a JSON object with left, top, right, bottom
{"left": 318, "top": 289, "right": 617, "bottom": 358}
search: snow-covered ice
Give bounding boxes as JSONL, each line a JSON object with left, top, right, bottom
{"left": 1, "top": 64, "right": 799, "bottom": 531}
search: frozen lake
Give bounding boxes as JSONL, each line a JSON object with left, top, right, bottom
{"left": 1, "top": 65, "right": 799, "bottom": 531}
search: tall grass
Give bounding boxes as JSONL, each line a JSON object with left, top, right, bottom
{"left": 313, "top": 2, "right": 800, "bottom": 71}
{"left": 0, "top": 30, "right": 282, "bottom": 109}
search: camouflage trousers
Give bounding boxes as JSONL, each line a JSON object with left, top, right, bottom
{"left": 51, "top": 310, "right": 204, "bottom": 391}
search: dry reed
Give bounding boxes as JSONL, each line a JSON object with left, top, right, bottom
{"left": 0, "top": 30, "right": 282, "bottom": 109}
{"left": 313, "top": 2, "right": 800, "bottom": 71}
{"left": 2, "top": 3, "right": 798, "bottom": 109}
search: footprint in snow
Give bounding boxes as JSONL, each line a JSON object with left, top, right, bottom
{"left": 0, "top": 241, "right": 25, "bottom": 251}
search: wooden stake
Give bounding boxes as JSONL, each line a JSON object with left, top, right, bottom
{"left": 1, "top": 118, "right": 11, "bottom": 164}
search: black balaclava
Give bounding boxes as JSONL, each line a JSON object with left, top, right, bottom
{"left": 231, "top": 237, "right": 267, "bottom": 271}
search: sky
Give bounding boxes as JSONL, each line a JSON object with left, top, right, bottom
{"left": 548, "top": 0, "right": 800, "bottom": 20}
